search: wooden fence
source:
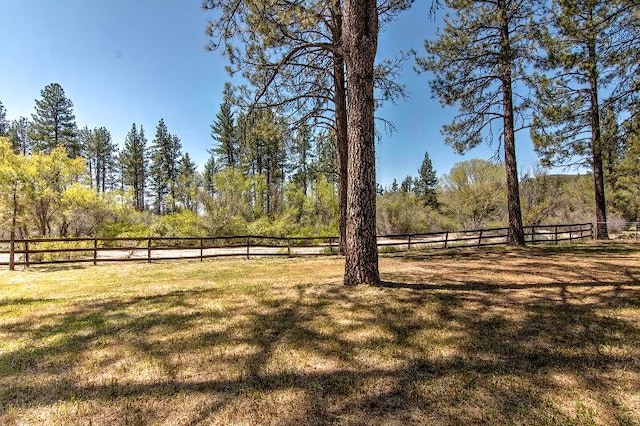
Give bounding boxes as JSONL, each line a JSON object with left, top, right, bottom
{"left": 0, "top": 222, "right": 593, "bottom": 270}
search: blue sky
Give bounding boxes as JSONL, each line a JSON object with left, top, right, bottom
{"left": 0, "top": 0, "right": 545, "bottom": 185}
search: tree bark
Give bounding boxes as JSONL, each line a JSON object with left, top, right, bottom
{"left": 498, "top": 0, "right": 525, "bottom": 246}
{"left": 342, "top": 0, "right": 380, "bottom": 286}
{"left": 588, "top": 36, "right": 609, "bottom": 239}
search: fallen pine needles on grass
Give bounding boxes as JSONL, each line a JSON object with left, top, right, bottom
{"left": 0, "top": 242, "right": 639, "bottom": 425}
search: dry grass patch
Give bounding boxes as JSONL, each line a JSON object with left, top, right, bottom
{"left": 0, "top": 242, "right": 639, "bottom": 425}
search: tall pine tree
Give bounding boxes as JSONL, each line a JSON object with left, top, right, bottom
{"left": 414, "top": 151, "right": 438, "bottom": 208}
{"left": 202, "top": 156, "right": 218, "bottom": 197}
{"left": 9, "top": 117, "right": 31, "bottom": 155}
{"left": 531, "top": 0, "right": 637, "bottom": 239}
{"left": 82, "top": 126, "right": 117, "bottom": 192}
{"left": 210, "top": 83, "right": 238, "bottom": 169}
{"left": 122, "top": 123, "right": 148, "bottom": 211}
{"left": 29, "top": 83, "right": 79, "bottom": 157}
{"left": 177, "top": 153, "right": 199, "bottom": 212}
{"left": 417, "top": 0, "right": 540, "bottom": 245}
{"left": 149, "top": 119, "right": 181, "bottom": 214}
{"left": 149, "top": 119, "right": 171, "bottom": 214}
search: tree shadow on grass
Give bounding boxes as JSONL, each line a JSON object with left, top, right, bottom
{"left": 1, "top": 262, "right": 639, "bottom": 424}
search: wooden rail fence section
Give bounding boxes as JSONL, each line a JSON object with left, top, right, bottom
{"left": 0, "top": 223, "right": 593, "bottom": 270}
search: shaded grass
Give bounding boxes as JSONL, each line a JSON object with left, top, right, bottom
{"left": 0, "top": 242, "right": 639, "bottom": 425}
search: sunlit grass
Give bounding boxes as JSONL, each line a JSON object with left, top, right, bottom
{"left": 1, "top": 242, "right": 639, "bottom": 425}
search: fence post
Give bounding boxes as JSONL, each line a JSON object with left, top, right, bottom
{"left": 407, "top": 235, "right": 412, "bottom": 251}
{"left": 444, "top": 231, "right": 449, "bottom": 249}
{"left": 554, "top": 225, "right": 558, "bottom": 244}
{"left": 24, "top": 240, "right": 29, "bottom": 267}
{"left": 329, "top": 237, "right": 333, "bottom": 254}
{"left": 246, "top": 238, "right": 250, "bottom": 259}
{"left": 287, "top": 238, "right": 291, "bottom": 257}
{"left": 93, "top": 238, "right": 98, "bottom": 266}
{"left": 477, "top": 229, "right": 483, "bottom": 248}
{"left": 569, "top": 230, "right": 573, "bottom": 242}
{"left": 200, "top": 238, "right": 204, "bottom": 262}
{"left": 9, "top": 232, "right": 15, "bottom": 271}
{"left": 531, "top": 226, "right": 536, "bottom": 244}
{"left": 147, "top": 238, "right": 152, "bottom": 263}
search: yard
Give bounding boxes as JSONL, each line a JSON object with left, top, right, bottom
{"left": 1, "top": 242, "right": 639, "bottom": 425}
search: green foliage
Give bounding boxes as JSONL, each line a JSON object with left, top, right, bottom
{"left": 414, "top": 151, "right": 438, "bottom": 208}
{"left": 440, "top": 160, "right": 506, "bottom": 229}
{"left": 376, "top": 191, "right": 444, "bottom": 235}
{"left": 29, "top": 83, "right": 79, "bottom": 157}
{"left": 177, "top": 153, "right": 200, "bottom": 212}
{"left": 8, "top": 117, "right": 31, "bottom": 155}
{"left": 121, "top": 123, "right": 147, "bottom": 211}
{"left": 149, "top": 119, "right": 182, "bottom": 214}
{"left": 530, "top": 0, "right": 633, "bottom": 167}
{"left": 612, "top": 131, "right": 640, "bottom": 221}
{"left": 210, "top": 82, "right": 238, "bottom": 169}
{"left": 417, "top": 0, "right": 539, "bottom": 153}
{"left": 0, "top": 101, "right": 8, "bottom": 136}
{"left": 530, "top": 0, "right": 636, "bottom": 235}
{"left": 150, "top": 210, "right": 203, "bottom": 237}
{"left": 61, "top": 183, "right": 111, "bottom": 237}
{"left": 80, "top": 126, "right": 118, "bottom": 192}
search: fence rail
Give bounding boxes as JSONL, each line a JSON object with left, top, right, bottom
{"left": 0, "top": 222, "right": 593, "bottom": 270}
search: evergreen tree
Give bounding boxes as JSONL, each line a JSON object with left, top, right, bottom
{"left": 82, "top": 126, "right": 117, "bottom": 192}
{"left": 531, "top": 0, "right": 637, "bottom": 239}
{"left": 289, "top": 124, "right": 314, "bottom": 196}
{"left": 310, "top": 131, "right": 337, "bottom": 185}
{"left": 0, "top": 101, "right": 8, "bottom": 136}
{"left": 122, "top": 123, "right": 148, "bottom": 211}
{"left": 202, "top": 156, "right": 218, "bottom": 196}
{"left": 210, "top": 83, "right": 238, "bottom": 169}
{"left": 168, "top": 134, "right": 183, "bottom": 212}
{"left": 9, "top": 117, "right": 31, "bottom": 155}
{"left": 149, "top": 119, "right": 171, "bottom": 214}
{"left": 177, "top": 153, "right": 199, "bottom": 212}
{"left": 417, "top": 0, "right": 539, "bottom": 245}
{"left": 613, "top": 130, "right": 640, "bottom": 221}
{"left": 390, "top": 179, "right": 399, "bottom": 193}
{"left": 149, "top": 119, "right": 181, "bottom": 214}
{"left": 29, "top": 83, "right": 79, "bottom": 157}
{"left": 600, "top": 105, "right": 623, "bottom": 191}
{"left": 400, "top": 175, "right": 413, "bottom": 193}
{"left": 414, "top": 151, "right": 439, "bottom": 208}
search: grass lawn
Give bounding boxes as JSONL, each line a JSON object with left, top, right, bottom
{"left": 0, "top": 242, "right": 639, "bottom": 425}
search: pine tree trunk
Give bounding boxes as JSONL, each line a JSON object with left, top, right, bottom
{"left": 498, "top": 0, "right": 525, "bottom": 246}
{"left": 588, "top": 38, "right": 609, "bottom": 239}
{"left": 342, "top": 0, "right": 380, "bottom": 286}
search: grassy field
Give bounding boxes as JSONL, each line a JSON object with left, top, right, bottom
{"left": 0, "top": 242, "right": 639, "bottom": 425}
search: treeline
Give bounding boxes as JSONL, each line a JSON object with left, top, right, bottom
{"left": 0, "top": 83, "right": 340, "bottom": 239}
{"left": 379, "top": 109, "right": 640, "bottom": 235}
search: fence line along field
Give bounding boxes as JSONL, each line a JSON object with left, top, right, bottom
{"left": 0, "top": 222, "right": 593, "bottom": 269}
{"left": 0, "top": 242, "right": 638, "bottom": 425}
